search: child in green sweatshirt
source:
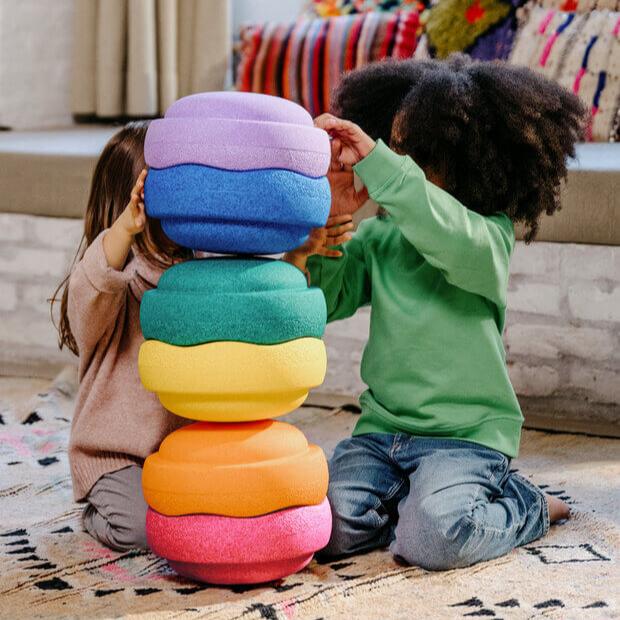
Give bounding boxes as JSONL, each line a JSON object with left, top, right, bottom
{"left": 284, "top": 56, "right": 586, "bottom": 570}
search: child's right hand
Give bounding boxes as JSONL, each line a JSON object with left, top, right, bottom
{"left": 295, "top": 215, "right": 354, "bottom": 259}
{"left": 103, "top": 169, "right": 148, "bottom": 270}
{"left": 283, "top": 215, "right": 354, "bottom": 272}
{"left": 117, "top": 169, "right": 148, "bottom": 236}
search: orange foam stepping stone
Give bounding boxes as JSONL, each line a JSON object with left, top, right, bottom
{"left": 142, "top": 420, "right": 329, "bottom": 517}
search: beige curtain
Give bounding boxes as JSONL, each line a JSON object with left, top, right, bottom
{"left": 71, "top": 0, "right": 231, "bottom": 118}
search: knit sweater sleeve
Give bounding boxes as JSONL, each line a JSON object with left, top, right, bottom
{"left": 353, "top": 140, "right": 514, "bottom": 309}
{"left": 67, "top": 230, "right": 133, "bottom": 357}
{"left": 306, "top": 220, "right": 372, "bottom": 322}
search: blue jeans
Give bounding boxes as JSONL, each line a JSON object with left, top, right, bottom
{"left": 322, "top": 433, "right": 549, "bottom": 570}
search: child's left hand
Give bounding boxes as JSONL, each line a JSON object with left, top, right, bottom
{"left": 315, "top": 113, "right": 376, "bottom": 167}
{"left": 326, "top": 143, "right": 369, "bottom": 217}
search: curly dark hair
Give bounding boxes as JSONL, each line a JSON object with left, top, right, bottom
{"left": 331, "top": 55, "right": 587, "bottom": 242}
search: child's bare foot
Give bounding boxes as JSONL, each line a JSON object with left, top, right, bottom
{"left": 546, "top": 494, "right": 570, "bottom": 523}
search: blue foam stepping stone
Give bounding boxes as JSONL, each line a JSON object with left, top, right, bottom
{"left": 140, "top": 257, "right": 327, "bottom": 346}
{"left": 144, "top": 165, "right": 331, "bottom": 255}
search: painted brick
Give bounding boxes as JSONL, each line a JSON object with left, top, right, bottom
{"left": 21, "top": 283, "right": 57, "bottom": 314}
{"left": 0, "top": 281, "right": 18, "bottom": 311}
{"left": 31, "top": 216, "right": 83, "bottom": 251}
{"left": 505, "top": 324, "right": 615, "bottom": 361}
{"left": 507, "top": 283, "right": 562, "bottom": 316}
{"left": 507, "top": 362, "right": 560, "bottom": 397}
{"left": 569, "top": 366, "right": 620, "bottom": 405}
{"left": 510, "top": 241, "right": 561, "bottom": 278}
{"left": 0, "top": 312, "right": 59, "bottom": 348}
{"left": 568, "top": 282, "right": 620, "bottom": 322}
{"left": 562, "top": 244, "right": 620, "bottom": 282}
{"left": 0, "top": 247, "right": 70, "bottom": 278}
{"left": 0, "top": 214, "right": 25, "bottom": 241}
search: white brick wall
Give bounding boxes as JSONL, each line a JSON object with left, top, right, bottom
{"left": 0, "top": 280, "right": 18, "bottom": 311}
{"left": 503, "top": 241, "right": 619, "bottom": 411}
{"left": 567, "top": 282, "right": 620, "bottom": 322}
{"left": 507, "top": 282, "right": 562, "bottom": 315}
{"left": 0, "top": 213, "right": 81, "bottom": 377}
{"left": 0, "top": 213, "right": 26, "bottom": 241}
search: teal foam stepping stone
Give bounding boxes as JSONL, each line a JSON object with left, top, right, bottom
{"left": 140, "top": 258, "right": 327, "bottom": 346}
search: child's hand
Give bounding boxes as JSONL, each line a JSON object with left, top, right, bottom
{"left": 327, "top": 157, "right": 369, "bottom": 217}
{"left": 283, "top": 215, "right": 354, "bottom": 272}
{"left": 315, "top": 114, "right": 376, "bottom": 168}
{"left": 297, "top": 215, "right": 354, "bottom": 258}
{"left": 117, "top": 169, "right": 148, "bottom": 236}
{"left": 103, "top": 169, "right": 148, "bottom": 270}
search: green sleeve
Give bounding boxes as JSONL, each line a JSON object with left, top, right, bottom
{"left": 307, "top": 221, "right": 371, "bottom": 322}
{"left": 353, "top": 140, "right": 514, "bottom": 308}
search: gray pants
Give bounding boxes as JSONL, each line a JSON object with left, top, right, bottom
{"left": 82, "top": 465, "right": 148, "bottom": 551}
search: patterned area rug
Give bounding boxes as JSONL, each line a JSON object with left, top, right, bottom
{"left": 0, "top": 370, "right": 618, "bottom": 620}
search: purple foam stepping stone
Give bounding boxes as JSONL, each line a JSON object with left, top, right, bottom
{"left": 145, "top": 92, "right": 330, "bottom": 177}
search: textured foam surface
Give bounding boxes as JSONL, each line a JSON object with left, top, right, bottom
{"left": 145, "top": 119, "right": 330, "bottom": 178}
{"left": 142, "top": 420, "right": 328, "bottom": 517}
{"left": 166, "top": 91, "right": 314, "bottom": 123}
{"left": 144, "top": 164, "right": 330, "bottom": 254}
{"left": 145, "top": 92, "right": 330, "bottom": 177}
{"left": 146, "top": 499, "right": 332, "bottom": 584}
{"left": 140, "top": 258, "right": 326, "bottom": 346}
{"left": 138, "top": 338, "right": 327, "bottom": 421}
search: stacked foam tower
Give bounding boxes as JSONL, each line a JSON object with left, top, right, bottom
{"left": 138, "top": 92, "right": 333, "bottom": 585}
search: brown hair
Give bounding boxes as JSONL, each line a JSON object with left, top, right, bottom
{"left": 51, "top": 121, "right": 191, "bottom": 355}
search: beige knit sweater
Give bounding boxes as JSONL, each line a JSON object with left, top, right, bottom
{"left": 67, "top": 230, "right": 186, "bottom": 501}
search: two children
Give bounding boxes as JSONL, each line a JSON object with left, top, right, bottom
{"left": 56, "top": 56, "right": 585, "bottom": 566}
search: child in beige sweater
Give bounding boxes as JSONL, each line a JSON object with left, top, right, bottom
{"left": 53, "top": 122, "right": 191, "bottom": 551}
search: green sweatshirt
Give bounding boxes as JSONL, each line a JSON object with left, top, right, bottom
{"left": 307, "top": 140, "right": 523, "bottom": 457}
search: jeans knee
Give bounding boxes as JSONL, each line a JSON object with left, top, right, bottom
{"left": 319, "top": 487, "right": 385, "bottom": 559}
{"left": 320, "top": 493, "right": 360, "bottom": 558}
{"left": 392, "top": 503, "right": 479, "bottom": 571}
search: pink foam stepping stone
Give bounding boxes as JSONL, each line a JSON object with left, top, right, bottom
{"left": 146, "top": 499, "right": 332, "bottom": 584}
{"left": 144, "top": 92, "right": 330, "bottom": 178}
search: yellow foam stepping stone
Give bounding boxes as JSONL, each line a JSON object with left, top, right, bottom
{"left": 139, "top": 338, "right": 326, "bottom": 421}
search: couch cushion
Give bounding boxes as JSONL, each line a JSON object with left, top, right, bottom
{"left": 0, "top": 127, "right": 116, "bottom": 219}
{"left": 514, "top": 143, "right": 619, "bottom": 245}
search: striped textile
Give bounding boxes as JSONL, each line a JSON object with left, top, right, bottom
{"left": 509, "top": 7, "right": 620, "bottom": 141}
{"left": 237, "top": 11, "right": 423, "bottom": 116}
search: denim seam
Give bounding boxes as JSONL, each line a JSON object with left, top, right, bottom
{"left": 513, "top": 473, "right": 550, "bottom": 537}
{"left": 388, "top": 433, "right": 405, "bottom": 463}
{"left": 371, "top": 479, "right": 406, "bottom": 529}
{"left": 383, "top": 478, "right": 406, "bottom": 503}
{"left": 466, "top": 455, "right": 512, "bottom": 535}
